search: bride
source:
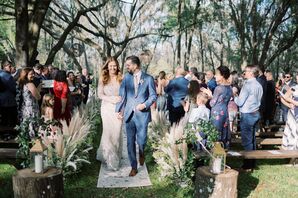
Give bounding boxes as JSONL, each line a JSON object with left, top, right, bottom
{"left": 96, "top": 57, "right": 123, "bottom": 170}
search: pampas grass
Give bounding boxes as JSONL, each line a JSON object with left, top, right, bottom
{"left": 47, "top": 97, "right": 100, "bottom": 175}
{"left": 148, "top": 109, "right": 170, "bottom": 149}
{"left": 153, "top": 116, "right": 194, "bottom": 185}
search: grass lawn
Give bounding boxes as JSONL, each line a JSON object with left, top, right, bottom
{"left": 1, "top": 117, "right": 298, "bottom": 197}
{"left": 1, "top": 152, "right": 298, "bottom": 198}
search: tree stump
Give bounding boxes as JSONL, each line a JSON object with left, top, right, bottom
{"left": 12, "top": 167, "right": 63, "bottom": 198}
{"left": 195, "top": 166, "right": 238, "bottom": 198}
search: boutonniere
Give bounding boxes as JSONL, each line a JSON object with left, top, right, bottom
{"left": 139, "top": 79, "right": 144, "bottom": 85}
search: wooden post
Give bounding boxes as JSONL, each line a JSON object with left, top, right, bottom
{"left": 195, "top": 166, "right": 238, "bottom": 198}
{"left": 12, "top": 167, "right": 63, "bottom": 198}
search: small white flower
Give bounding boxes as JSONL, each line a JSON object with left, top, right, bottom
{"left": 139, "top": 79, "right": 144, "bottom": 85}
{"left": 207, "top": 186, "right": 212, "bottom": 193}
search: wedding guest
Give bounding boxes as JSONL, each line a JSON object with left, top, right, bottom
{"left": 228, "top": 87, "right": 239, "bottom": 134}
{"left": 264, "top": 70, "right": 276, "bottom": 125}
{"left": 280, "top": 72, "right": 296, "bottom": 122}
{"left": 234, "top": 65, "right": 263, "bottom": 170}
{"left": 41, "top": 65, "right": 50, "bottom": 80}
{"left": 156, "top": 70, "right": 168, "bottom": 111}
{"left": 282, "top": 74, "right": 298, "bottom": 119}
{"left": 96, "top": 57, "right": 123, "bottom": 171}
{"left": 206, "top": 70, "right": 217, "bottom": 93}
{"left": 67, "top": 71, "right": 83, "bottom": 109}
{"left": 202, "top": 66, "right": 233, "bottom": 148}
{"left": 185, "top": 67, "right": 198, "bottom": 81}
{"left": 0, "top": 60, "right": 17, "bottom": 127}
{"left": 257, "top": 67, "right": 267, "bottom": 131}
{"left": 182, "top": 80, "right": 200, "bottom": 113}
{"left": 41, "top": 94, "right": 54, "bottom": 121}
{"left": 33, "top": 63, "right": 43, "bottom": 87}
{"left": 164, "top": 66, "right": 189, "bottom": 125}
{"left": 188, "top": 92, "right": 210, "bottom": 150}
{"left": 194, "top": 72, "right": 207, "bottom": 89}
{"left": 188, "top": 92, "right": 210, "bottom": 123}
{"left": 53, "top": 70, "right": 71, "bottom": 124}
{"left": 81, "top": 68, "right": 92, "bottom": 104}
{"left": 18, "top": 67, "right": 41, "bottom": 121}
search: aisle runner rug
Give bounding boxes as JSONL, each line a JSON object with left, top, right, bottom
{"left": 97, "top": 133, "right": 152, "bottom": 188}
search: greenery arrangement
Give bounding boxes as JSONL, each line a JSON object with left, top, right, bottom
{"left": 15, "top": 117, "right": 60, "bottom": 168}
{"left": 180, "top": 119, "right": 220, "bottom": 149}
{"left": 151, "top": 115, "right": 220, "bottom": 196}
{"left": 15, "top": 97, "right": 100, "bottom": 176}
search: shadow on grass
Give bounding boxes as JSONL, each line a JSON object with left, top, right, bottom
{"left": 227, "top": 158, "right": 259, "bottom": 198}
{"left": 237, "top": 172, "right": 259, "bottom": 198}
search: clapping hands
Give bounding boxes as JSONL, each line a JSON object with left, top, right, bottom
{"left": 200, "top": 87, "right": 212, "bottom": 99}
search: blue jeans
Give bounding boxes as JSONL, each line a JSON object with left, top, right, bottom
{"left": 125, "top": 112, "right": 148, "bottom": 169}
{"left": 240, "top": 112, "right": 260, "bottom": 151}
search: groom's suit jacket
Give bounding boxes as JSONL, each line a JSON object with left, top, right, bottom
{"left": 115, "top": 71, "right": 157, "bottom": 123}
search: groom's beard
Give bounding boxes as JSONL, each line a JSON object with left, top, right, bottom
{"left": 127, "top": 69, "right": 134, "bottom": 75}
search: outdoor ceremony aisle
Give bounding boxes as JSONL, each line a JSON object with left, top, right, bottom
{"left": 97, "top": 133, "right": 152, "bottom": 188}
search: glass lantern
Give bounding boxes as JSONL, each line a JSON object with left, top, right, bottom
{"left": 30, "top": 139, "right": 48, "bottom": 173}
{"left": 210, "top": 142, "right": 226, "bottom": 174}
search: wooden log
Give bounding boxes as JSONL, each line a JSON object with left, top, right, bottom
{"left": 195, "top": 166, "right": 238, "bottom": 198}
{"left": 12, "top": 167, "right": 63, "bottom": 198}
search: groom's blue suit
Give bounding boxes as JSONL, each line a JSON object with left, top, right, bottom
{"left": 116, "top": 71, "right": 157, "bottom": 169}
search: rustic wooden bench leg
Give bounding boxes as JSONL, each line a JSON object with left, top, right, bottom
{"left": 289, "top": 158, "right": 298, "bottom": 165}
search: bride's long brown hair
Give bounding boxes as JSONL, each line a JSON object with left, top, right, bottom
{"left": 100, "top": 57, "right": 122, "bottom": 85}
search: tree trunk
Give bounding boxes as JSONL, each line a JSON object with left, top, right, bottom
{"left": 27, "top": 0, "right": 52, "bottom": 67}
{"left": 176, "top": 0, "right": 183, "bottom": 66}
{"left": 199, "top": 31, "right": 204, "bottom": 72}
{"left": 13, "top": 167, "right": 63, "bottom": 198}
{"left": 195, "top": 166, "right": 238, "bottom": 198}
{"left": 15, "top": 0, "right": 29, "bottom": 67}
{"left": 183, "top": 29, "right": 188, "bottom": 70}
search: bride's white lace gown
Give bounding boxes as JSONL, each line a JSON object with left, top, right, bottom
{"left": 96, "top": 81, "right": 122, "bottom": 170}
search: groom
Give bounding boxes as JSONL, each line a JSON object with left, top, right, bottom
{"left": 116, "top": 55, "right": 157, "bottom": 177}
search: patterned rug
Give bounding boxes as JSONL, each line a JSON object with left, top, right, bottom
{"left": 97, "top": 133, "right": 152, "bottom": 188}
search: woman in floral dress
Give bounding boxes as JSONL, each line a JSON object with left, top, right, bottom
{"left": 18, "top": 67, "right": 41, "bottom": 121}
{"left": 201, "top": 66, "right": 233, "bottom": 148}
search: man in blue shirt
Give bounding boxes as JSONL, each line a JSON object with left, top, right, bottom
{"left": 235, "top": 65, "right": 263, "bottom": 170}
{"left": 164, "top": 67, "right": 189, "bottom": 125}
{"left": 206, "top": 70, "right": 217, "bottom": 93}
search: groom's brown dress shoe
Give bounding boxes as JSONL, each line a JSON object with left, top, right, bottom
{"left": 139, "top": 153, "right": 145, "bottom": 166}
{"left": 129, "top": 168, "right": 138, "bottom": 177}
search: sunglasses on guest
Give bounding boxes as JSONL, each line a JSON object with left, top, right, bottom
{"left": 285, "top": 75, "right": 291, "bottom": 78}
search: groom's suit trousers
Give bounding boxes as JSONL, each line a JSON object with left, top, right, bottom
{"left": 125, "top": 110, "right": 149, "bottom": 169}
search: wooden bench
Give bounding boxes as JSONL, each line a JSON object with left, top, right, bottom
{"left": 256, "top": 131, "right": 283, "bottom": 138}
{"left": 231, "top": 138, "right": 282, "bottom": 146}
{"left": 227, "top": 150, "right": 298, "bottom": 160}
{"left": 0, "top": 148, "right": 18, "bottom": 159}
{"left": 195, "top": 150, "right": 298, "bottom": 161}
{"left": 0, "top": 126, "right": 16, "bottom": 133}
{"left": 264, "top": 124, "right": 284, "bottom": 132}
